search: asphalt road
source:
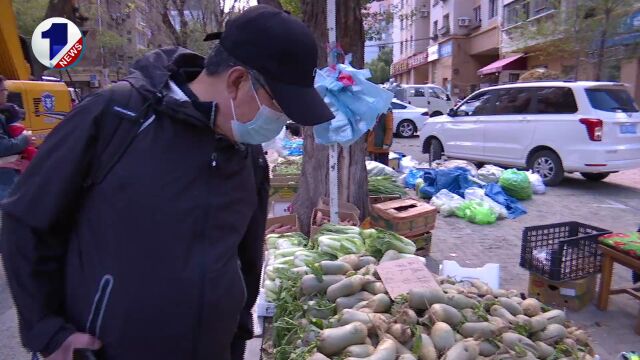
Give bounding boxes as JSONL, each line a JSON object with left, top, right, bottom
{"left": 2, "top": 137, "right": 639, "bottom": 359}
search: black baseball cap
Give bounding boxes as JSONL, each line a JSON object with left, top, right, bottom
{"left": 204, "top": 5, "right": 334, "bottom": 126}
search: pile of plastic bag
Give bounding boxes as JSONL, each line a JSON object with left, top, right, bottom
{"left": 455, "top": 200, "right": 498, "bottom": 225}
{"left": 477, "top": 165, "right": 504, "bottom": 184}
{"left": 429, "top": 189, "right": 464, "bottom": 216}
{"left": 499, "top": 169, "right": 533, "bottom": 200}
{"left": 366, "top": 161, "right": 398, "bottom": 178}
{"left": 416, "top": 167, "right": 477, "bottom": 199}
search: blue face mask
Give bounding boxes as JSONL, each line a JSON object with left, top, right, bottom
{"left": 231, "top": 82, "right": 288, "bottom": 145}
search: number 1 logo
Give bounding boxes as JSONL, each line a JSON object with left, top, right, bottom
{"left": 32, "top": 18, "right": 84, "bottom": 69}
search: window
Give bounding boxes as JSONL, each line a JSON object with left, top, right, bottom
{"left": 494, "top": 88, "right": 533, "bottom": 115}
{"left": 127, "top": 37, "right": 132, "bottom": 44}
{"left": 509, "top": 73, "right": 520, "bottom": 82}
{"left": 412, "top": 88, "right": 426, "bottom": 97}
{"left": 586, "top": 88, "right": 639, "bottom": 113}
{"left": 456, "top": 91, "right": 495, "bottom": 116}
{"left": 504, "top": 0, "right": 530, "bottom": 27}
{"left": 473, "top": 6, "right": 481, "bottom": 24}
{"left": 489, "top": 0, "right": 498, "bottom": 19}
{"left": 391, "top": 101, "right": 408, "bottom": 110}
{"left": 442, "top": 14, "right": 450, "bottom": 33}
{"left": 430, "top": 87, "right": 450, "bottom": 101}
{"left": 433, "top": 20, "right": 438, "bottom": 37}
{"left": 531, "top": 0, "right": 554, "bottom": 16}
{"left": 533, "top": 87, "right": 578, "bottom": 114}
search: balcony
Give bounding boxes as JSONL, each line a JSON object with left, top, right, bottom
{"left": 437, "top": 25, "right": 450, "bottom": 36}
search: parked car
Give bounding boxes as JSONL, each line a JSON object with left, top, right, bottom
{"left": 388, "top": 84, "right": 454, "bottom": 117}
{"left": 420, "top": 81, "right": 640, "bottom": 185}
{"left": 391, "top": 99, "right": 430, "bottom": 138}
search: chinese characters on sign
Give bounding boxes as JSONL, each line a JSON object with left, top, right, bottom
{"left": 376, "top": 257, "right": 439, "bottom": 298}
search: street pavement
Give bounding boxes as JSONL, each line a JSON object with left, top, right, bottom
{"left": 2, "top": 136, "right": 640, "bottom": 359}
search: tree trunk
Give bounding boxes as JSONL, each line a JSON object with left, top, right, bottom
{"left": 292, "top": 0, "right": 368, "bottom": 235}
{"left": 594, "top": 5, "right": 612, "bottom": 81}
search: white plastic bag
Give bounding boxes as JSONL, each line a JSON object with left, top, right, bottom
{"left": 527, "top": 171, "right": 546, "bottom": 194}
{"left": 430, "top": 189, "right": 465, "bottom": 216}
{"left": 399, "top": 156, "right": 418, "bottom": 174}
{"left": 463, "top": 187, "right": 509, "bottom": 219}
{"left": 477, "top": 165, "right": 504, "bottom": 184}
{"left": 437, "top": 160, "right": 478, "bottom": 177}
{"left": 366, "top": 160, "right": 399, "bottom": 178}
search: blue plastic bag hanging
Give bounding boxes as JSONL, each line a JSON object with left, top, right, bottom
{"left": 313, "top": 56, "right": 393, "bottom": 146}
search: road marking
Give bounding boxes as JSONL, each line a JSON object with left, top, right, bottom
{"left": 593, "top": 200, "right": 629, "bottom": 209}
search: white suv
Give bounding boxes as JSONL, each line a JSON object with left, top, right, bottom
{"left": 420, "top": 81, "right": 640, "bottom": 185}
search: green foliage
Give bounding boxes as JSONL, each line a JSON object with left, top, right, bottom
{"left": 365, "top": 47, "right": 392, "bottom": 84}
{"left": 96, "top": 30, "right": 125, "bottom": 51}
{"left": 12, "top": 0, "right": 48, "bottom": 36}
{"left": 280, "top": 0, "right": 302, "bottom": 17}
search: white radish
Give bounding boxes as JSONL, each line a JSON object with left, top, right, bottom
{"left": 363, "top": 281, "right": 387, "bottom": 295}
{"left": 460, "top": 309, "right": 484, "bottom": 323}
{"left": 458, "top": 322, "right": 499, "bottom": 339}
{"left": 309, "top": 352, "right": 331, "bottom": 360}
{"left": 355, "top": 256, "right": 378, "bottom": 270}
{"left": 532, "top": 323, "right": 567, "bottom": 345}
{"left": 469, "top": 280, "right": 493, "bottom": 296}
{"left": 500, "top": 332, "right": 539, "bottom": 357}
{"left": 345, "top": 338, "right": 397, "bottom": 360}
{"left": 497, "top": 297, "right": 523, "bottom": 316}
{"left": 408, "top": 288, "right": 447, "bottom": 310}
{"left": 520, "top": 298, "right": 542, "bottom": 317}
{"left": 441, "top": 340, "right": 480, "bottom": 360}
{"left": 336, "top": 291, "right": 375, "bottom": 312}
{"left": 327, "top": 275, "right": 367, "bottom": 302}
{"left": 430, "top": 322, "right": 456, "bottom": 353}
{"left": 301, "top": 275, "right": 345, "bottom": 296}
{"left": 490, "top": 305, "right": 518, "bottom": 325}
{"left": 394, "top": 307, "right": 418, "bottom": 326}
{"left": 388, "top": 323, "right": 412, "bottom": 343}
{"left": 317, "top": 322, "right": 369, "bottom": 356}
{"left": 424, "top": 303, "right": 463, "bottom": 326}
{"left": 398, "top": 355, "right": 417, "bottom": 360}
{"left": 338, "top": 254, "right": 361, "bottom": 269}
{"left": 540, "top": 309, "right": 566, "bottom": 325}
{"left": 478, "top": 340, "right": 499, "bottom": 356}
{"left": 343, "top": 344, "right": 375, "bottom": 358}
{"left": 446, "top": 294, "right": 479, "bottom": 310}
{"left": 410, "top": 333, "right": 438, "bottom": 360}
{"left": 320, "top": 261, "right": 354, "bottom": 275}
{"left": 353, "top": 293, "right": 392, "bottom": 313}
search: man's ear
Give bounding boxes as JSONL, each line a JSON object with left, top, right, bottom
{"left": 226, "top": 67, "right": 250, "bottom": 101}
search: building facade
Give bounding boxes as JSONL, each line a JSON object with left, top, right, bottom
{"left": 391, "top": 0, "right": 431, "bottom": 84}
{"left": 391, "top": 0, "right": 504, "bottom": 100}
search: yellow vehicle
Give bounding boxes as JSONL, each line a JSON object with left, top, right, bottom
{"left": 0, "top": 0, "right": 72, "bottom": 144}
{"left": 5, "top": 81, "right": 72, "bottom": 145}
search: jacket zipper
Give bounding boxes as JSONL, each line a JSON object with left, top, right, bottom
{"left": 192, "top": 149, "right": 218, "bottom": 360}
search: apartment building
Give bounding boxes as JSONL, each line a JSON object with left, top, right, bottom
{"left": 391, "top": 0, "right": 504, "bottom": 100}
{"left": 391, "top": 0, "right": 431, "bottom": 84}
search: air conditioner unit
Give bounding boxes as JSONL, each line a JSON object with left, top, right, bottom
{"left": 457, "top": 17, "right": 471, "bottom": 27}
{"left": 437, "top": 26, "right": 450, "bottom": 36}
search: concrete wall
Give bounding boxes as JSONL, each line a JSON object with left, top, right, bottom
{"left": 621, "top": 58, "right": 640, "bottom": 103}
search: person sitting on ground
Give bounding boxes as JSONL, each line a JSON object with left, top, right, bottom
{"left": 367, "top": 107, "right": 393, "bottom": 166}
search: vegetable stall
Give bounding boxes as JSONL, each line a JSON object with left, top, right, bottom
{"left": 258, "top": 224, "right": 596, "bottom": 360}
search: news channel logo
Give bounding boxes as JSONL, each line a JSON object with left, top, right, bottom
{"left": 31, "top": 17, "right": 84, "bottom": 69}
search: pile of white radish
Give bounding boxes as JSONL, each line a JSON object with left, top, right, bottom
{"left": 266, "top": 250, "right": 595, "bottom": 360}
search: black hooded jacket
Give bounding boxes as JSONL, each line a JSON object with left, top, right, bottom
{"left": 0, "top": 47, "right": 268, "bottom": 359}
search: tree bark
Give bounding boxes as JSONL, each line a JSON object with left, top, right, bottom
{"left": 292, "top": 0, "right": 368, "bottom": 235}
{"left": 594, "top": 4, "right": 613, "bottom": 81}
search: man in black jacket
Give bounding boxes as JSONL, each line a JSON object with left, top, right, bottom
{"left": 1, "top": 6, "right": 332, "bottom": 360}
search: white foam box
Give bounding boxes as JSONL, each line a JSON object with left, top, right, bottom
{"left": 440, "top": 260, "right": 500, "bottom": 290}
{"left": 256, "top": 289, "right": 276, "bottom": 317}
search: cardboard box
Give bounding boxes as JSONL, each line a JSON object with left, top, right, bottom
{"left": 269, "top": 178, "right": 298, "bottom": 216}
{"left": 527, "top": 272, "right": 596, "bottom": 311}
{"left": 370, "top": 199, "right": 437, "bottom": 237}
{"left": 310, "top": 208, "right": 360, "bottom": 239}
{"left": 265, "top": 214, "right": 299, "bottom": 234}
{"left": 317, "top": 196, "right": 361, "bottom": 219}
{"left": 369, "top": 195, "right": 402, "bottom": 205}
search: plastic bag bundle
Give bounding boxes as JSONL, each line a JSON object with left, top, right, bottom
{"left": 404, "top": 168, "right": 425, "bottom": 189}
{"left": 313, "top": 61, "right": 394, "bottom": 146}
{"left": 484, "top": 183, "right": 527, "bottom": 219}
{"left": 399, "top": 156, "right": 418, "bottom": 173}
{"left": 455, "top": 200, "right": 498, "bottom": 225}
{"left": 463, "top": 187, "right": 509, "bottom": 219}
{"left": 418, "top": 167, "right": 476, "bottom": 199}
{"left": 527, "top": 171, "right": 546, "bottom": 194}
{"left": 477, "top": 165, "right": 504, "bottom": 184}
{"left": 436, "top": 160, "right": 478, "bottom": 177}
{"left": 498, "top": 169, "right": 533, "bottom": 200}
{"left": 430, "top": 189, "right": 465, "bottom": 216}
{"left": 366, "top": 161, "right": 398, "bottom": 178}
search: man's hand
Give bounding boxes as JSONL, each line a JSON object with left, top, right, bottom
{"left": 45, "top": 333, "right": 102, "bottom": 360}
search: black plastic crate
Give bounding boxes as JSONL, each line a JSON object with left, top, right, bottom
{"left": 519, "top": 221, "right": 611, "bottom": 281}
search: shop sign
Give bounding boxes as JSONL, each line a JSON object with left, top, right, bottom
{"left": 391, "top": 59, "right": 409, "bottom": 75}
{"left": 439, "top": 40, "right": 452, "bottom": 58}
{"left": 408, "top": 51, "right": 428, "bottom": 68}
{"left": 427, "top": 44, "right": 439, "bottom": 62}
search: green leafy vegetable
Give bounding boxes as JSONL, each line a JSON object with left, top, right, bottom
{"left": 368, "top": 176, "right": 407, "bottom": 196}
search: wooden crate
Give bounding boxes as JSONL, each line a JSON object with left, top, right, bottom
{"left": 310, "top": 208, "right": 360, "bottom": 239}
{"left": 265, "top": 214, "right": 299, "bottom": 234}
{"left": 370, "top": 199, "right": 437, "bottom": 237}
{"left": 369, "top": 195, "right": 402, "bottom": 205}
{"left": 317, "top": 196, "right": 361, "bottom": 218}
